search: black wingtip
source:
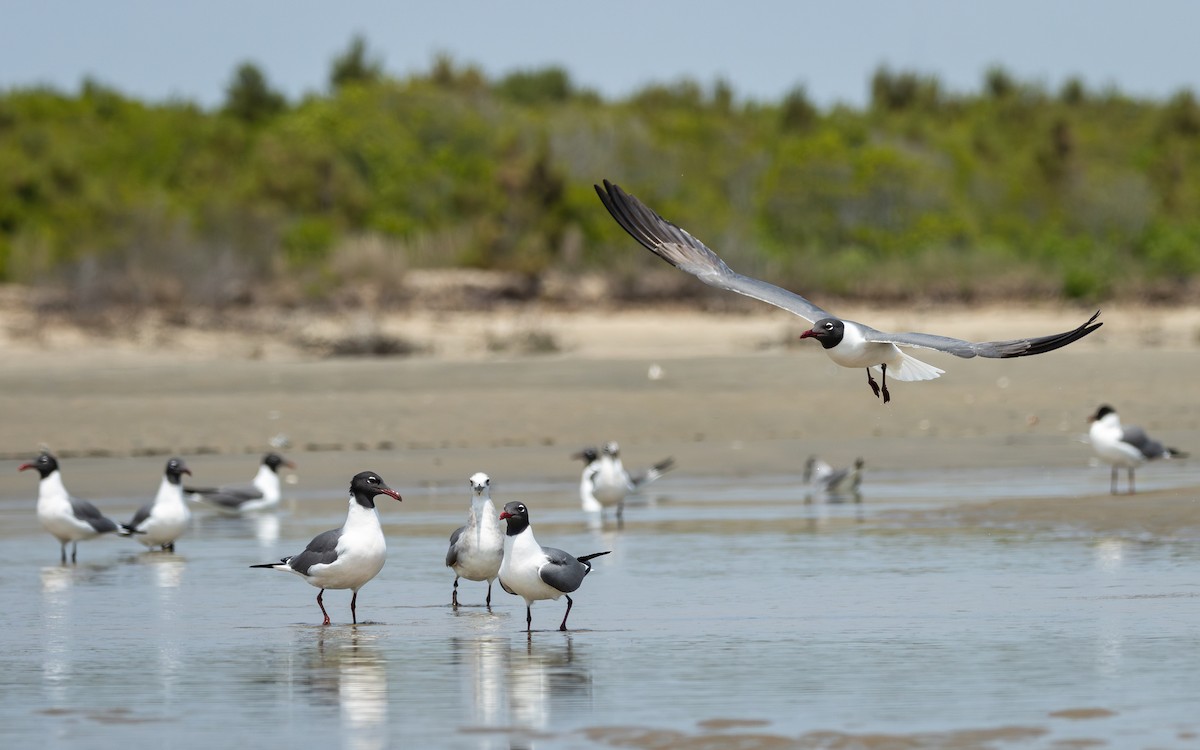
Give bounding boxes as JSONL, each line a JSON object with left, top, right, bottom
{"left": 1003, "top": 309, "right": 1103, "bottom": 358}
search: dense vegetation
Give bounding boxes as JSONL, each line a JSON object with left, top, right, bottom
{"left": 3, "top": 38, "right": 1199, "bottom": 311}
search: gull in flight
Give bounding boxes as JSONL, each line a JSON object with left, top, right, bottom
{"left": 595, "top": 180, "right": 1102, "bottom": 402}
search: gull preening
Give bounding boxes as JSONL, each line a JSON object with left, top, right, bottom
{"left": 445, "top": 472, "right": 504, "bottom": 609}
{"left": 1088, "top": 405, "right": 1186, "bottom": 494}
{"left": 121, "top": 457, "right": 193, "bottom": 552}
{"left": 251, "top": 471, "right": 402, "bottom": 625}
{"left": 573, "top": 441, "right": 674, "bottom": 526}
{"left": 595, "top": 180, "right": 1102, "bottom": 402}
{"left": 21, "top": 452, "right": 123, "bottom": 564}
{"left": 498, "top": 501, "right": 610, "bottom": 632}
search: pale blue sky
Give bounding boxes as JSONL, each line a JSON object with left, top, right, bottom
{"left": 3, "top": 1, "right": 1198, "bottom": 108}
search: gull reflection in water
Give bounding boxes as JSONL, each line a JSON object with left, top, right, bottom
{"left": 302, "top": 630, "right": 389, "bottom": 750}
{"left": 192, "top": 511, "right": 281, "bottom": 547}
{"left": 453, "top": 634, "right": 593, "bottom": 747}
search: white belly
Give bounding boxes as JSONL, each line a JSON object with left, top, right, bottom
{"left": 453, "top": 543, "right": 503, "bottom": 582}
{"left": 136, "top": 505, "right": 191, "bottom": 547}
{"left": 304, "top": 535, "right": 386, "bottom": 591}
{"left": 38, "top": 499, "right": 97, "bottom": 543}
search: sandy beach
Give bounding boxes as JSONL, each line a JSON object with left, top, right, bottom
{"left": 1, "top": 301, "right": 1197, "bottom": 535}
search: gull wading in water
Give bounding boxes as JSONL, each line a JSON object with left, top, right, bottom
{"left": 187, "top": 453, "right": 293, "bottom": 514}
{"left": 1088, "top": 405, "right": 1186, "bottom": 495}
{"left": 21, "top": 452, "right": 123, "bottom": 564}
{"left": 498, "top": 501, "right": 610, "bottom": 632}
{"left": 445, "top": 472, "right": 504, "bottom": 609}
{"left": 573, "top": 441, "right": 674, "bottom": 525}
{"left": 251, "top": 471, "right": 402, "bottom": 625}
{"left": 595, "top": 180, "right": 1103, "bottom": 403}
{"left": 121, "top": 457, "right": 193, "bottom": 552}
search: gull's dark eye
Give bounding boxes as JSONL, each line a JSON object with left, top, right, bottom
{"left": 368, "top": 476, "right": 378, "bottom": 484}
{"left": 825, "top": 322, "right": 833, "bottom": 330}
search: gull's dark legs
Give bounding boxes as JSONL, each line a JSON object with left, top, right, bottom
{"left": 1128, "top": 468, "right": 1136, "bottom": 495}
{"left": 1110, "top": 467, "right": 1118, "bottom": 495}
{"left": 866, "top": 368, "right": 881, "bottom": 399}
{"left": 350, "top": 591, "right": 358, "bottom": 624}
{"left": 880, "top": 363, "right": 891, "bottom": 404}
{"left": 526, "top": 604, "right": 533, "bottom": 632}
{"left": 559, "top": 595, "right": 574, "bottom": 632}
{"left": 317, "top": 589, "right": 331, "bottom": 626}
{"left": 71, "top": 542, "right": 77, "bottom": 564}
{"left": 485, "top": 581, "right": 492, "bottom": 610}
{"left": 451, "top": 576, "right": 460, "bottom": 608}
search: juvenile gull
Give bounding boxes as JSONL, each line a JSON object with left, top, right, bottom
{"left": 595, "top": 180, "right": 1102, "bottom": 403}
{"left": 445, "top": 472, "right": 504, "bottom": 609}
{"left": 251, "top": 471, "right": 401, "bottom": 625}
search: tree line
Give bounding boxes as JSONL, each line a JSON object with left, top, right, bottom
{"left": 2, "top": 36, "right": 1198, "bottom": 311}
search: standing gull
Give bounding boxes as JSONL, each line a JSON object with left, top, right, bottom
{"left": 573, "top": 441, "right": 675, "bottom": 525}
{"left": 445, "top": 472, "right": 504, "bottom": 609}
{"left": 121, "top": 457, "right": 193, "bottom": 552}
{"left": 187, "top": 453, "right": 293, "bottom": 514}
{"left": 21, "top": 452, "right": 122, "bottom": 564}
{"left": 251, "top": 471, "right": 401, "bottom": 625}
{"left": 595, "top": 180, "right": 1102, "bottom": 403}
{"left": 1088, "top": 405, "right": 1186, "bottom": 494}
{"left": 498, "top": 501, "right": 610, "bottom": 632}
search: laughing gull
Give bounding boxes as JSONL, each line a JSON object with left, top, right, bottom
{"left": 187, "top": 453, "right": 293, "bottom": 514}
{"left": 1088, "top": 405, "right": 1186, "bottom": 494}
{"left": 20, "top": 452, "right": 122, "bottom": 563}
{"left": 595, "top": 180, "right": 1102, "bottom": 403}
{"left": 120, "top": 457, "right": 193, "bottom": 552}
{"left": 251, "top": 471, "right": 402, "bottom": 625}
{"left": 804, "top": 456, "right": 864, "bottom": 498}
{"left": 445, "top": 472, "right": 504, "bottom": 609}
{"left": 498, "top": 501, "right": 611, "bottom": 632}
{"left": 572, "top": 441, "right": 675, "bottom": 526}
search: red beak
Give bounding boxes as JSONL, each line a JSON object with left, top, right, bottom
{"left": 18, "top": 463, "right": 34, "bottom": 472}
{"left": 499, "top": 511, "right": 512, "bottom": 520}
{"left": 799, "top": 330, "right": 816, "bottom": 339}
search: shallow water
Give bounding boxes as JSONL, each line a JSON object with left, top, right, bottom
{"left": 3, "top": 468, "right": 1200, "bottom": 749}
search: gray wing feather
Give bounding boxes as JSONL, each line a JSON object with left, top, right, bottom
{"left": 596, "top": 181, "right": 832, "bottom": 323}
{"left": 860, "top": 311, "right": 1102, "bottom": 359}
{"left": 126, "top": 503, "right": 153, "bottom": 531}
{"left": 445, "top": 525, "right": 465, "bottom": 568}
{"left": 630, "top": 457, "right": 675, "bottom": 489}
{"left": 286, "top": 528, "right": 342, "bottom": 576}
{"left": 538, "top": 547, "right": 592, "bottom": 594}
{"left": 189, "top": 484, "right": 263, "bottom": 509}
{"left": 1120, "top": 426, "right": 1168, "bottom": 459}
{"left": 70, "top": 496, "right": 118, "bottom": 533}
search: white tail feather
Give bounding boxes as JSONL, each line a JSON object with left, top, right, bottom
{"left": 877, "top": 351, "right": 945, "bottom": 382}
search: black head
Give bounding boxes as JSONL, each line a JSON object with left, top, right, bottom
{"left": 264, "top": 453, "right": 295, "bottom": 473}
{"left": 799, "top": 318, "right": 845, "bottom": 350}
{"left": 1090, "top": 404, "right": 1116, "bottom": 422}
{"left": 349, "top": 471, "right": 402, "bottom": 509}
{"left": 19, "top": 452, "right": 59, "bottom": 478}
{"left": 499, "top": 501, "right": 530, "bottom": 536}
{"left": 164, "top": 457, "right": 192, "bottom": 484}
{"left": 572, "top": 447, "right": 598, "bottom": 464}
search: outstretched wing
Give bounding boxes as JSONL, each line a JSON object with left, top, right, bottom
{"left": 630, "top": 457, "right": 675, "bottom": 489}
{"left": 596, "top": 180, "right": 832, "bottom": 323}
{"left": 859, "top": 311, "right": 1102, "bottom": 360}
